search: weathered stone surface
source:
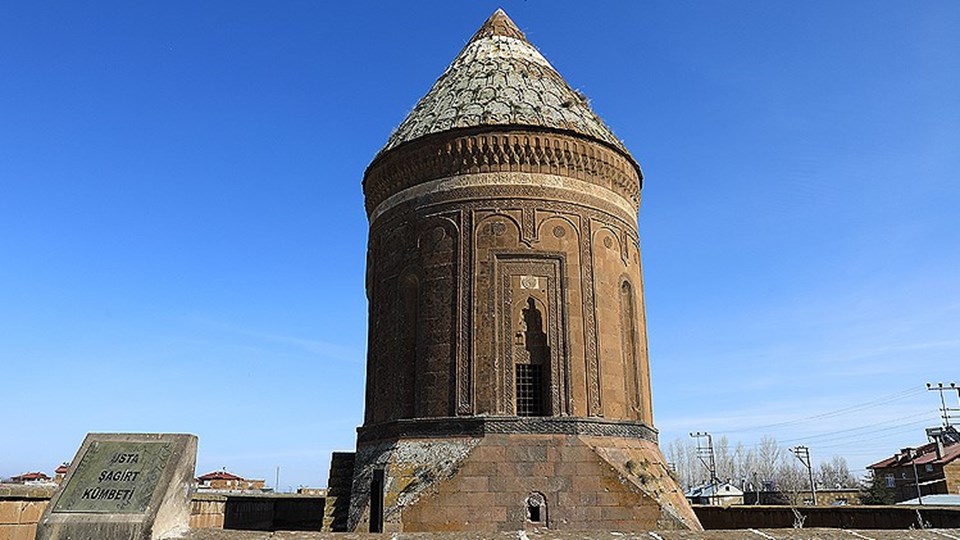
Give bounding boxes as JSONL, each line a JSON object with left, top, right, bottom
{"left": 378, "top": 10, "right": 632, "bottom": 157}
{"left": 349, "top": 434, "right": 697, "bottom": 532}
{"left": 0, "top": 484, "right": 56, "bottom": 500}
{"left": 321, "top": 452, "right": 354, "bottom": 532}
{"left": 348, "top": 438, "right": 480, "bottom": 532}
{"left": 37, "top": 432, "right": 197, "bottom": 540}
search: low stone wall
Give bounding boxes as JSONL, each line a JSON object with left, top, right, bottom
{"left": 10, "top": 484, "right": 960, "bottom": 537}
{"left": 222, "top": 494, "right": 324, "bottom": 531}
{"left": 192, "top": 493, "right": 228, "bottom": 529}
{"left": 0, "top": 485, "right": 323, "bottom": 536}
{"left": 694, "top": 504, "right": 960, "bottom": 529}
{"left": 273, "top": 497, "right": 324, "bottom": 531}
{"left": 0, "top": 484, "right": 55, "bottom": 540}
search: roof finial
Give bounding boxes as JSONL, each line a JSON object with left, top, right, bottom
{"left": 468, "top": 8, "right": 526, "bottom": 43}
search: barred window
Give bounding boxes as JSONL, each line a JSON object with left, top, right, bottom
{"left": 516, "top": 364, "right": 543, "bottom": 416}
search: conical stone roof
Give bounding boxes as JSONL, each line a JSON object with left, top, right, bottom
{"left": 378, "top": 9, "right": 634, "bottom": 162}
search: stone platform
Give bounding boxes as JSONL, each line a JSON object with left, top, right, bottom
{"left": 349, "top": 433, "right": 698, "bottom": 532}
{"left": 181, "top": 529, "right": 960, "bottom": 540}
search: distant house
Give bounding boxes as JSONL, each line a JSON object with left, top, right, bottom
{"left": 8, "top": 472, "right": 53, "bottom": 485}
{"left": 54, "top": 463, "right": 70, "bottom": 485}
{"left": 196, "top": 469, "right": 266, "bottom": 492}
{"left": 686, "top": 481, "right": 744, "bottom": 506}
{"left": 868, "top": 427, "right": 960, "bottom": 503}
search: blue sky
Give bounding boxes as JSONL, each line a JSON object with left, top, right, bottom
{"left": 1, "top": 1, "right": 958, "bottom": 489}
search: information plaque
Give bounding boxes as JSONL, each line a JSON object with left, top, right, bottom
{"left": 37, "top": 433, "right": 197, "bottom": 540}
{"left": 53, "top": 440, "right": 172, "bottom": 514}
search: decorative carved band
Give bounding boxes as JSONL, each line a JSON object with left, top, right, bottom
{"left": 364, "top": 128, "right": 642, "bottom": 218}
{"left": 369, "top": 172, "right": 638, "bottom": 226}
{"left": 356, "top": 416, "right": 658, "bottom": 444}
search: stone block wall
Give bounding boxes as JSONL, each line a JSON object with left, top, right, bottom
{"left": 191, "top": 493, "right": 227, "bottom": 529}
{"left": 0, "top": 484, "right": 55, "bottom": 540}
{"left": 693, "top": 504, "right": 960, "bottom": 529}
{"left": 365, "top": 184, "right": 653, "bottom": 424}
{"left": 218, "top": 494, "right": 325, "bottom": 532}
{"left": 0, "top": 485, "right": 324, "bottom": 535}
{"left": 945, "top": 460, "right": 960, "bottom": 495}
{"left": 273, "top": 497, "right": 324, "bottom": 531}
{"left": 321, "top": 451, "right": 354, "bottom": 532}
{"left": 349, "top": 433, "right": 699, "bottom": 532}
{"left": 223, "top": 497, "right": 274, "bottom": 530}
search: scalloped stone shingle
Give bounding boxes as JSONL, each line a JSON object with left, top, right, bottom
{"left": 379, "top": 9, "right": 633, "bottom": 159}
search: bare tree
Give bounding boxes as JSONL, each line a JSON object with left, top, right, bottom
{"left": 714, "top": 435, "right": 735, "bottom": 482}
{"left": 817, "top": 455, "right": 857, "bottom": 489}
{"left": 733, "top": 441, "right": 758, "bottom": 490}
{"left": 667, "top": 434, "right": 856, "bottom": 503}
{"left": 666, "top": 437, "right": 703, "bottom": 491}
{"left": 776, "top": 460, "right": 808, "bottom": 505}
{"left": 756, "top": 435, "right": 783, "bottom": 487}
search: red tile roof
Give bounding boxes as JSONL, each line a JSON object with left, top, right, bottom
{"left": 11, "top": 472, "right": 51, "bottom": 482}
{"left": 869, "top": 440, "right": 960, "bottom": 469}
{"left": 197, "top": 470, "right": 245, "bottom": 482}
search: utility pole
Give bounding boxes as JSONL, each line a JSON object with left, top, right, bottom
{"left": 690, "top": 431, "right": 718, "bottom": 484}
{"left": 790, "top": 445, "right": 817, "bottom": 505}
{"left": 926, "top": 382, "right": 959, "bottom": 427}
{"left": 910, "top": 451, "right": 924, "bottom": 505}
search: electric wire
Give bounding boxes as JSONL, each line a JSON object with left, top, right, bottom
{"left": 716, "top": 385, "right": 926, "bottom": 434}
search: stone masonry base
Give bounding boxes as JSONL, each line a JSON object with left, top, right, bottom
{"left": 348, "top": 433, "right": 701, "bottom": 532}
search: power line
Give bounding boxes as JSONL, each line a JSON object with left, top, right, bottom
{"left": 812, "top": 421, "right": 936, "bottom": 450}
{"left": 710, "top": 412, "right": 935, "bottom": 450}
{"left": 719, "top": 385, "right": 926, "bottom": 434}
{"left": 778, "top": 414, "right": 935, "bottom": 445}
{"left": 670, "top": 384, "right": 947, "bottom": 478}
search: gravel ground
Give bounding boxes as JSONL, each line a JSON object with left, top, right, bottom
{"left": 179, "top": 528, "right": 960, "bottom": 540}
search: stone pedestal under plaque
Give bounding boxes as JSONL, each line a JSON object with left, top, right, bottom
{"left": 38, "top": 433, "right": 198, "bottom": 540}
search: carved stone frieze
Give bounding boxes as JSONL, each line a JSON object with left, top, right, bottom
{"left": 356, "top": 416, "right": 658, "bottom": 444}
{"left": 364, "top": 129, "right": 641, "bottom": 218}
{"left": 458, "top": 210, "right": 473, "bottom": 414}
{"left": 580, "top": 217, "right": 602, "bottom": 416}
{"left": 373, "top": 186, "right": 638, "bottom": 241}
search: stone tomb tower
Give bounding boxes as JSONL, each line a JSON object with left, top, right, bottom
{"left": 351, "top": 10, "right": 700, "bottom": 532}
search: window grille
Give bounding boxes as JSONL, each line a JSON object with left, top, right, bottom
{"left": 516, "top": 364, "right": 543, "bottom": 416}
